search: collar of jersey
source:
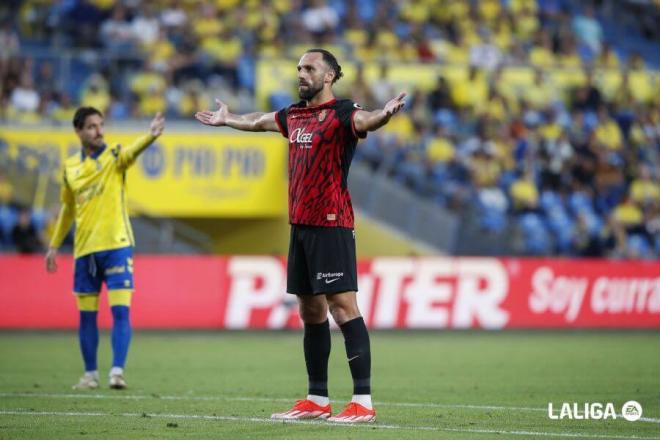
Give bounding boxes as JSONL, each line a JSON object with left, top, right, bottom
{"left": 290, "top": 98, "right": 337, "bottom": 114}
{"left": 81, "top": 144, "right": 106, "bottom": 160}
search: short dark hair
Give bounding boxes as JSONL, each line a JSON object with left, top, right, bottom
{"left": 305, "top": 48, "right": 343, "bottom": 84}
{"left": 73, "top": 107, "right": 103, "bottom": 129}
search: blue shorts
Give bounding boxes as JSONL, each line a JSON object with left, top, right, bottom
{"left": 74, "top": 247, "right": 134, "bottom": 294}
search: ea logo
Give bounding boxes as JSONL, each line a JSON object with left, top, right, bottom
{"left": 141, "top": 143, "right": 165, "bottom": 178}
{"left": 621, "top": 401, "right": 642, "bottom": 422}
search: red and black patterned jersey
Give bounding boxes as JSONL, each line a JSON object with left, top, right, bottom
{"left": 276, "top": 98, "right": 366, "bottom": 228}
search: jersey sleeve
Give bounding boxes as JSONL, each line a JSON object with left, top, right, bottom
{"left": 275, "top": 108, "right": 288, "bottom": 138}
{"left": 115, "top": 135, "right": 156, "bottom": 170}
{"left": 337, "top": 100, "right": 367, "bottom": 139}
{"left": 48, "top": 170, "right": 75, "bottom": 249}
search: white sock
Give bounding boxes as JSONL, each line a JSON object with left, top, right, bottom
{"left": 306, "top": 394, "right": 330, "bottom": 407}
{"left": 109, "top": 367, "right": 123, "bottom": 377}
{"left": 351, "top": 394, "right": 372, "bottom": 409}
{"left": 84, "top": 370, "right": 99, "bottom": 379}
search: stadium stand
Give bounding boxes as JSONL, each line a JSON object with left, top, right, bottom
{"left": 0, "top": 0, "right": 658, "bottom": 257}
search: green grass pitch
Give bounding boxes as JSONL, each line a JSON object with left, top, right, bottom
{"left": 0, "top": 331, "right": 658, "bottom": 439}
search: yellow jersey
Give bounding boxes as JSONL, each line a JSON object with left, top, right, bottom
{"left": 49, "top": 134, "right": 156, "bottom": 258}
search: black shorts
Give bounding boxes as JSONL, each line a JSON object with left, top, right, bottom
{"left": 287, "top": 224, "right": 358, "bottom": 295}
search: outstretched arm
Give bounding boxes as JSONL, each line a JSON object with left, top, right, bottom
{"left": 117, "top": 112, "right": 166, "bottom": 169}
{"left": 195, "top": 99, "right": 279, "bottom": 132}
{"left": 353, "top": 92, "right": 407, "bottom": 133}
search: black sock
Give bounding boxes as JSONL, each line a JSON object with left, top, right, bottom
{"left": 339, "top": 317, "right": 371, "bottom": 395}
{"left": 304, "top": 320, "right": 331, "bottom": 397}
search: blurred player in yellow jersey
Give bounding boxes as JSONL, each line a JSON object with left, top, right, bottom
{"left": 45, "top": 107, "right": 165, "bottom": 390}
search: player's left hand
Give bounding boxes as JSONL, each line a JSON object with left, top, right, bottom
{"left": 383, "top": 92, "right": 407, "bottom": 117}
{"left": 150, "top": 112, "right": 165, "bottom": 138}
{"left": 45, "top": 247, "right": 57, "bottom": 273}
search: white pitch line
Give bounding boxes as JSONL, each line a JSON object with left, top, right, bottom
{"left": 0, "top": 392, "right": 293, "bottom": 404}
{"left": 0, "top": 392, "right": 550, "bottom": 411}
{"left": 1, "top": 392, "right": 658, "bottom": 424}
{"left": 1, "top": 409, "right": 659, "bottom": 440}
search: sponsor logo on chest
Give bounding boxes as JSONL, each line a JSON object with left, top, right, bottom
{"left": 290, "top": 127, "right": 314, "bottom": 148}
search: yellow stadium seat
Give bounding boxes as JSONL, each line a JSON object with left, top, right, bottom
{"left": 426, "top": 137, "right": 455, "bottom": 163}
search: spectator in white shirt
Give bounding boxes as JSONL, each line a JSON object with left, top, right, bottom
{"left": 161, "top": 0, "right": 187, "bottom": 29}
{"left": 302, "top": 0, "right": 339, "bottom": 40}
{"left": 469, "top": 29, "right": 501, "bottom": 72}
{"left": 10, "top": 75, "right": 40, "bottom": 113}
{"left": 131, "top": 3, "right": 160, "bottom": 47}
{"left": 572, "top": 6, "right": 603, "bottom": 55}
{"left": 101, "top": 6, "right": 136, "bottom": 52}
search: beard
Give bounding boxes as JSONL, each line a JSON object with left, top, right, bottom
{"left": 83, "top": 137, "right": 104, "bottom": 151}
{"left": 298, "top": 80, "right": 323, "bottom": 100}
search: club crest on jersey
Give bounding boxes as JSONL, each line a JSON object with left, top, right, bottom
{"left": 317, "top": 109, "right": 327, "bottom": 122}
{"left": 290, "top": 127, "right": 314, "bottom": 147}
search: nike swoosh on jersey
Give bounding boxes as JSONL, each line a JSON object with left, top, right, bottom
{"left": 324, "top": 278, "right": 340, "bottom": 284}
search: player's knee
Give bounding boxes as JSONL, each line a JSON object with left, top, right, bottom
{"left": 111, "top": 305, "right": 130, "bottom": 321}
{"left": 108, "top": 289, "right": 132, "bottom": 308}
{"left": 298, "top": 299, "right": 327, "bottom": 324}
{"left": 327, "top": 295, "right": 360, "bottom": 325}
{"left": 328, "top": 304, "right": 354, "bottom": 325}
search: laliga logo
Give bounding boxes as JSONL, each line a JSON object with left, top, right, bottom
{"left": 548, "top": 401, "right": 642, "bottom": 421}
{"left": 290, "top": 128, "right": 314, "bottom": 147}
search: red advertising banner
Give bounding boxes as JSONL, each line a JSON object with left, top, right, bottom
{"left": 1, "top": 256, "right": 658, "bottom": 329}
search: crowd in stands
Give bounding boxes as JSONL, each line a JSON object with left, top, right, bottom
{"left": 0, "top": 171, "right": 49, "bottom": 254}
{"left": 0, "top": 164, "right": 77, "bottom": 253}
{"left": 0, "top": 0, "right": 658, "bottom": 257}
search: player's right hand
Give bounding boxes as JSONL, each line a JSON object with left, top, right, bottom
{"left": 194, "top": 99, "right": 228, "bottom": 126}
{"left": 150, "top": 112, "right": 165, "bottom": 138}
{"left": 45, "top": 247, "right": 58, "bottom": 273}
{"left": 383, "top": 92, "right": 407, "bottom": 117}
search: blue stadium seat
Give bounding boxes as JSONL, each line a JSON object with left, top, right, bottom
{"left": 269, "top": 91, "right": 293, "bottom": 112}
{"left": 581, "top": 212, "right": 603, "bottom": 237}
{"left": 433, "top": 109, "right": 456, "bottom": 128}
{"left": 519, "top": 213, "right": 551, "bottom": 255}
{"left": 356, "top": 0, "right": 377, "bottom": 21}
{"left": 583, "top": 112, "right": 599, "bottom": 131}
{"left": 540, "top": 190, "right": 562, "bottom": 213}
{"left": 568, "top": 191, "right": 594, "bottom": 216}
{"left": 430, "top": 163, "right": 448, "bottom": 186}
{"left": 545, "top": 208, "right": 574, "bottom": 253}
{"left": 328, "top": 0, "right": 347, "bottom": 19}
{"left": 237, "top": 56, "right": 255, "bottom": 91}
{"left": 108, "top": 101, "right": 131, "bottom": 120}
{"left": 353, "top": 135, "right": 385, "bottom": 169}
{"left": 31, "top": 209, "right": 49, "bottom": 232}
{"left": 481, "top": 210, "right": 507, "bottom": 233}
{"left": 395, "top": 159, "right": 426, "bottom": 193}
{"left": 476, "top": 189, "right": 508, "bottom": 233}
{"left": 627, "top": 234, "right": 652, "bottom": 259}
{"left": 68, "top": 60, "right": 94, "bottom": 100}
{"left": 0, "top": 205, "right": 19, "bottom": 246}
{"left": 595, "top": 182, "right": 626, "bottom": 214}
{"left": 498, "top": 170, "right": 517, "bottom": 193}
